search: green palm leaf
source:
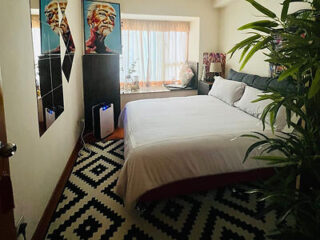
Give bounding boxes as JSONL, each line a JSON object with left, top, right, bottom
{"left": 239, "top": 45, "right": 251, "bottom": 63}
{"left": 308, "top": 68, "right": 320, "bottom": 99}
{"left": 278, "top": 63, "right": 304, "bottom": 81}
{"left": 228, "top": 1, "right": 320, "bottom": 237}
{"left": 238, "top": 20, "right": 278, "bottom": 31}
{"left": 240, "top": 36, "right": 273, "bottom": 70}
{"left": 246, "top": 0, "right": 277, "bottom": 18}
{"left": 228, "top": 34, "right": 261, "bottom": 57}
{"left": 281, "top": 0, "right": 291, "bottom": 21}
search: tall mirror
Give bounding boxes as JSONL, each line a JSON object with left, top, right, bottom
{"left": 30, "top": 0, "right": 73, "bottom": 136}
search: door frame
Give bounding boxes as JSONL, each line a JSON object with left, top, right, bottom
{"left": 0, "top": 66, "right": 16, "bottom": 240}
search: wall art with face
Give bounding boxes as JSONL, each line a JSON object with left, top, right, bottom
{"left": 59, "top": 1, "right": 75, "bottom": 54}
{"left": 83, "top": 1, "right": 122, "bottom": 54}
{"left": 41, "top": 0, "right": 61, "bottom": 53}
{"left": 40, "top": 0, "right": 75, "bottom": 54}
{"left": 40, "top": 0, "right": 75, "bottom": 81}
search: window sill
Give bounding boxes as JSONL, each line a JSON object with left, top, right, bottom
{"left": 121, "top": 86, "right": 169, "bottom": 95}
{"left": 120, "top": 86, "right": 196, "bottom": 95}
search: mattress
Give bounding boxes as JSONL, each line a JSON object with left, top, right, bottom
{"left": 116, "top": 95, "right": 276, "bottom": 209}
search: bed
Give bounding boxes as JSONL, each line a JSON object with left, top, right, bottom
{"left": 115, "top": 69, "right": 295, "bottom": 209}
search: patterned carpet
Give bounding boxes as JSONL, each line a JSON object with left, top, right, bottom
{"left": 46, "top": 139, "right": 277, "bottom": 240}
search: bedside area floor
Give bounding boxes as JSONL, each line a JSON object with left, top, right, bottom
{"left": 45, "top": 128, "right": 278, "bottom": 240}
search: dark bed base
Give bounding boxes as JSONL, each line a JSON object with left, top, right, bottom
{"left": 139, "top": 168, "right": 274, "bottom": 203}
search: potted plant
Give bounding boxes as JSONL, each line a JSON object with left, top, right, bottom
{"left": 228, "top": 0, "right": 320, "bottom": 239}
{"left": 125, "top": 61, "right": 138, "bottom": 92}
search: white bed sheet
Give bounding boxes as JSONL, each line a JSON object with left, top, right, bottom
{"left": 116, "top": 95, "right": 275, "bottom": 208}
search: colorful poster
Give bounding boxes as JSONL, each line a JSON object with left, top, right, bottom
{"left": 203, "top": 52, "right": 226, "bottom": 79}
{"left": 83, "top": 1, "right": 122, "bottom": 54}
{"left": 40, "top": 0, "right": 61, "bottom": 54}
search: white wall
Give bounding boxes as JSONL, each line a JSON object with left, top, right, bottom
{"left": 30, "top": 0, "right": 39, "bottom": 9}
{"left": 0, "top": 0, "right": 84, "bottom": 237}
{"left": 212, "top": 0, "right": 236, "bottom": 8}
{"left": 218, "top": 0, "right": 307, "bottom": 77}
{"left": 114, "top": 0, "right": 219, "bottom": 68}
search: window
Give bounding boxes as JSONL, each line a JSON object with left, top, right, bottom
{"left": 120, "top": 19, "right": 190, "bottom": 92}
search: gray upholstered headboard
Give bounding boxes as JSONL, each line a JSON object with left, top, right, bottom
{"left": 228, "top": 69, "right": 297, "bottom": 93}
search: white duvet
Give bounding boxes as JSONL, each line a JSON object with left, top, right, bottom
{"left": 115, "top": 95, "right": 275, "bottom": 208}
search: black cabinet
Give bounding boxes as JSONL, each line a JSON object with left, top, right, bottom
{"left": 198, "top": 81, "right": 213, "bottom": 95}
{"left": 83, "top": 54, "right": 120, "bottom": 132}
{"left": 38, "top": 55, "right": 64, "bottom": 135}
{"left": 38, "top": 55, "right": 62, "bottom": 97}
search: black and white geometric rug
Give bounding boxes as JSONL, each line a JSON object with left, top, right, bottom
{"left": 46, "top": 140, "right": 277, "bottom": 240}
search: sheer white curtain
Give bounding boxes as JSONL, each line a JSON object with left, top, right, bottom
{"left": 120, "top": 19, "right": 190, "bottom": 87}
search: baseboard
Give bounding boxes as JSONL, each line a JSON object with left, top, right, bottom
{"left": 32, "top": 138, "right": 82, "bottom": 240}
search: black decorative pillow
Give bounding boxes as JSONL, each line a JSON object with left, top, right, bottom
{"left": 252, "top": 77, "right": 273, "bottom": 91}
{"left": 242, "top": 74, "right": 258, "bottom": 86}
{"left": 228, "top": 69, "right": 247, "bottom": 82}
{"left": 228, "top": 69, "right": 299, "bottom": 94}
{"left": 267, "top": 77, "right": 297, "bottom": 94}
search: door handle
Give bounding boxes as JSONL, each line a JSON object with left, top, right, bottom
{"left": 0, "top": 141, "right": 17, "bottom": 158}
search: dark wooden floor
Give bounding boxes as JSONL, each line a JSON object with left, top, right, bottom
{"left": 84, "top": 128, "right": 124, "bottom": 144}
{"left": 106, "top": 128, "right": 124, "bottom": 141}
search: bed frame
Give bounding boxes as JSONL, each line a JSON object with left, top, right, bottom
{"left": 139, "top": 168, "right": 274, "bottom": 202}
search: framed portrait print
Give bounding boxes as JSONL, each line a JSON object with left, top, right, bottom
{"left": 83, "top": 0, "right": 122, "bottom": 54}
{"left": 40, "top": 0, "right": 61, "bottom": 54}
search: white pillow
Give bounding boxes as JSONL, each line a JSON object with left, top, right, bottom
{"left": 208, "top": 76, "right": 246, "bottom": 105}
{"left": 179, "top": 64, "right": 194, "bottom": 87}
{"left": 234, "top": 86, "right": 287, "bottom": 131}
